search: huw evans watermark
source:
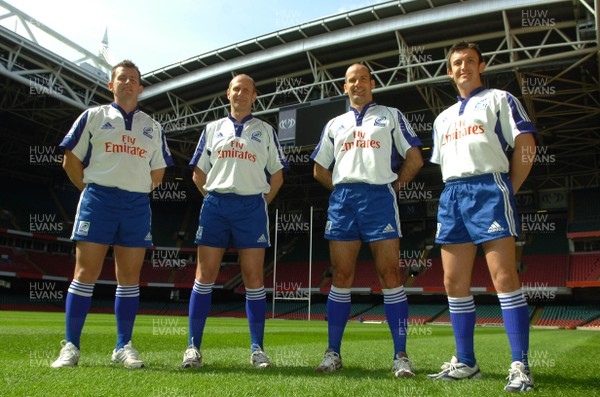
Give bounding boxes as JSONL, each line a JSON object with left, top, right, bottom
{"left": 521, "top": 213, "right": 556, "bottom": 234}
{"left": 29, "top": 349, "right": 55, "bottom": 367}
{"left": 151, "top": 113, "right": 188, "bottom": 133}
{"left": 403, "top": 112, "right": 433, "bottom": 135}
{"left": 29, "top": 145, "right": 63, "bottom": 166}
{"left": 399, "top": 45, "right": 433, "bottom": 64}
{"left": 522, "top": 282, "right": 557, "bottom": 302}
{"left": 399, "top": 250, "right": 433, "bottom": 272}
{"left": 398, "top": 318, "right": 433, "bottom": 336}
{"left": 521, "top": 145, "right": 555, "bottom": 166}
{"left": 29, "top": 76, "right": 64, "bottom": 97}
{"left": 271, "top": 347, "right": 310, "bottom": 367}
{"left": 282, "top": 145, "right": 311, "bottom": 165}
{"left": 152, "top": 318, "right": 186, "bottom": 336}
{"left": 521, "top": 77, "right": 556, "bottom": 97}
{"left": 523, "top": 350, "right": 556, "bottom": 368}
{"left": 29, "top": 281, "right": 64, "bottom": 302}
{"left": 151, "top": 181, "right": 187, "bottom": 201}
{"left": 29, "top": 213, "right": 64, "bottom": 234}
{"left": 275, "top": 77, "right": 311, "bottom": 97}
{"left": 521, "top": 9, "right": 556, "bottom": 28}
{"left": 277, "top": 212, "right": 310, "bottom": 234}
{"left": 151, "top": 249, "right": 188, "bottom": 269}
{"left": 274, "top": 282, "right": 309, "bottom": 299}
{"left": 398, "top": 181, "right": 433, "bottom": 201}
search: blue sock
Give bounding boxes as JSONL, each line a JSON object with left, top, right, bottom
{"left": 383, "top": 286, "right": 408, "bottom": 358}
{"left": 449, "top": 295, "right": 476, "bottom": 367}
{"left": 326, "top": 286, "right": 351, "bottom": 355}
{"left": 188, "top": 280, "right": 213, "bottom": 349}
{"left": 499, "top": 289, "right": 530, "bottom": 368}
{"left": 245, "top": 287, "right": 266, "bottom": 352}
{"left": 65, "top": 280, "right": 94, "bottom": 349}
{"left": 114, "top": 285, "right": 140, "bottom": 351}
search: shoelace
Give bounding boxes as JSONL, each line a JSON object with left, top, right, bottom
{"left": 123, "top": 345, "right": 140, "bottom": 359}
{"left": 184, "top": 348, "right": 199, "bottom": 360}
{"left": 58, "top": 347, "right": 77, "bottom": 360}
{"left": 507, "top": 368, "right": 530, "bottom": 383}
{"left": 440, "top": 361, "right": 460, "bottom": 372}
{"left": 321, "top": 352, "right": 339, "bottom": 366}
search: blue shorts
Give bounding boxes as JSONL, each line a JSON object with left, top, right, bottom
{"left": 72, "top": 183, "right": 152, "bottom": 247}
{"left": 195, "top": 192, "right": 269, "bottom": 249}
{"left": 435, "top": 173, "right": 519, "bottom": 245}
{"left": 325, "top": 183, "right": 401, "bottom": 243}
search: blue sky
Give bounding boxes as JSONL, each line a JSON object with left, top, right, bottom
{"left": 5, "top": 0, "right": 384, "bottom": 73}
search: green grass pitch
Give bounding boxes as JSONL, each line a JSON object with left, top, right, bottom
{"left": 1, "top": 311, "right": 599, "bottom": 397}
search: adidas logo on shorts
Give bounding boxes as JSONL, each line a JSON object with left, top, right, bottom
{"left": 383, "top": 224, "right": 396, "bottom": 233}
{"left": 488, "top": 221, "right": 504, "bottom": 233}
{"left": 257, "top": 234, "right": 268, "bottom": 243}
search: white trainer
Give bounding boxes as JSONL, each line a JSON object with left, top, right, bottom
{"left": 111, "top": 341, "right": 145, "bottom": 369}
{"left": 427, "top": 356, "right": 482, "bottom": 380}
{"left": 180, "top": 345, "right": 202, "bottom": 368}
{"left": 392, "top": 353, "right": 415, "bottom": 377}
{"left": 315, "top": 349, "right": 342, "bottom": 372}
{"left": 504, "top": 361, "right": 534, "bottom": 392}
{"left": 51, "top": 340, "right": 80, "bottom": 368}
{"left": 251, "top": 347, "right": 271, "bottom": 368}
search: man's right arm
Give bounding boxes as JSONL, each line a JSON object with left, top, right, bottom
{"left": 62, "top": 150, "right": 86, "bottom": 192}
{"left": 313, "top": 162, "right": 334, "bottom": 191}
{"left": 192, "top": 167, "right": 208, "bottom": 197}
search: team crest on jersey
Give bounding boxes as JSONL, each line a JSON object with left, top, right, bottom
{"left": 374, "top": 117, "right": 388, "bottom": 127}
{"left": 251, "top": 131, "right": 262, "bottom": 143}
{"left": 143, "top": 127, "right": 153, "bottom": 139}
{"left": 474, "top": 98, "right": 489, "bottom": 110}
{"left": 101, "top": 122, "right": 114, "bottom": 130}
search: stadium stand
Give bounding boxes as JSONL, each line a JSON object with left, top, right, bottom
{"left": 433, "top": 305, "right": 536, "bottom": 325}
{"left": 568, "top": 253, "right": 600, "bottom": 282}
{"left": 569, "top": 188, "right": 600, "bottom": 237}
{"left": 534, "top": 305, "right": 600, "bottom": 328}
{"left": 520, "top": 254, "right": 569, "bottom": 287}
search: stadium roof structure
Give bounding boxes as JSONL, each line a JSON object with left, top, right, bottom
{"left": 0, "top": 0, "right": 598, "bottom": 212}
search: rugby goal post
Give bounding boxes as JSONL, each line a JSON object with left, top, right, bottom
{"left": 271, "top": 207, "right": 313, "bottom": 321}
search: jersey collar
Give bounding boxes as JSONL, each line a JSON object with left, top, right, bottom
{"left": 228, "top": 113, "right": 254, "bottom": 137}
{"left": 111, "top": 102, "right": 139, "bottom": 131}
{"left": 457, "top": 86, "right": 487, "bottom": 102}
{"left": 350, "top": 101, "right": 377, "bottom": 127}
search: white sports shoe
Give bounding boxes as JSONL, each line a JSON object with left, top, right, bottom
{"left": 315, "top": 349, "right": 343, "bottom": 372}
{"left": 111, "top": 341, "right": 145, "bottom": 369}
{"left": 427, "top": 356, "right": 482, "bottom": 380}
{"left": 180, "top": 345, "right": 202, "bottom": 368}
{"left": 250, "top": 347, "right": 271, "bottom": 368}
{"left": 504, "top": 361, "right": 534, "bottom": 392}
{"left": 392, "top": 353, "right": 415, "bottom": 377}
{"left": 51, "top": 340, "right": 80, "bottom": 368}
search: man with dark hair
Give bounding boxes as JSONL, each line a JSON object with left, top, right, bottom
{"left": 52, "top": 59, "right": 173, "bottom": 368}
{"left": 428, "top": 42, "right": 536, "bottom": 392}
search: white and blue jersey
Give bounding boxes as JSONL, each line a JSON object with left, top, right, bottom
{"left": 311, "top": 102, "right": 422, "bottom": 186}
{"left": 430, "top": 87, "right": 536, "bottom": 181}
{"left": 190, "top": 114, "right": 286, "bottom": 249}
{"left": 311, "top": 102, "right": 422, "bottom": 242}
{"left": 60, "top": 102, "right": 174, "bottom": 193}
{"left": 432, "top": 87, "right": 536, "bottom": 244}
{"left": 189, "top": 114, "right": 286, "bottom": 195}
